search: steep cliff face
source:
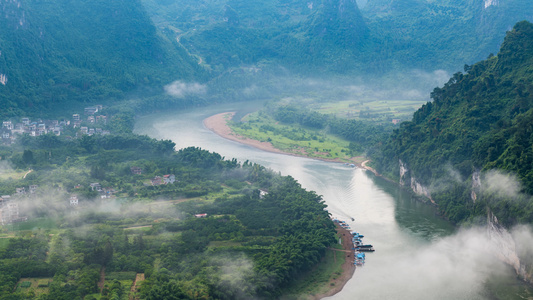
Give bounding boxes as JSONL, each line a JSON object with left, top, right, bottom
{"left": 398, "top": 159, "right": 533, "bottom": 282}
{"left": 487, "top": 210, "right": 530, "bottom": 281}
{"left": 398, "top": 159, "right": 434, "bottom": 203}
{"left": 471, "top": 171, "right": 481, "bottom": 202}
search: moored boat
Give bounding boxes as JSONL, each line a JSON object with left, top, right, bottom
{"left": 356, "top": 247, "right": 375, "bottom": 252}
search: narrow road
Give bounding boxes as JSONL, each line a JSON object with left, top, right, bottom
{"left": 22, "top": 169, "right": 33, "bottom": 179}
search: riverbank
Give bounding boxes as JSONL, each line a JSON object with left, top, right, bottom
{"left": 203, "top": 112, "right": 377, "bottom": 175}
{"left": 310, "top": 224, "right": 356, "bottom": 299}
{"left": 204, "top": 112, "right": 357, "bottom": 298}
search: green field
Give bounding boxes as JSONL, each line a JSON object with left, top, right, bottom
{"left": 309, "top": 99, "right": 423, "bottom": 123}
{"left": 231, "top": 112, "right": 360, "bottom": 162}
{"left": 15, "top": 278, "right": 52, "bottom": 296}
{"left": 10, "top": 218, "right": 58, "bottom": 231}
{"left": 0, "top": 169, "right": 29, "bottom": 180}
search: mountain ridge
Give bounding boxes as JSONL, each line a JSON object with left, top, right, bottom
{"left": 374, "top": 21, "right": 533, "bottom": 225}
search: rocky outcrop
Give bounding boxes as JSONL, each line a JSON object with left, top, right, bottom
{"left": 399, "top": 159, "right": 408, "bottom": 186}
{"left": 471, "top": 171, "right": 481, "bottom": 202}
{"left": 487, "top": 210, "right": 528, "bottom": 280}
{"left": 398, "top": 159, "right": 434, "bottom": 204}
{"left": 484, "top": 0, "right": 499, "bottom": 9}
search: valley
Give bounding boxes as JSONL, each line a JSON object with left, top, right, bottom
{"left": 0, "top": 0, "right": 533, "bottom": 299}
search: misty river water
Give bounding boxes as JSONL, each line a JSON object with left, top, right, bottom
{"left": 134, "top": 101, "right": 533, "bottom": 300}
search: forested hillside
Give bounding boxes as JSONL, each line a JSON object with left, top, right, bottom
{"left": 142, "top": 0, "right": 532, "bottom": 75}
{"left": 142, "top": 0, "right": 371, "bottom": 73}
{"left": 0, "top": 0, "right": 205, "bottom": 118}
{"left": 374, "top": 21, "right": 533, "bottom": 225}
{"left": 363, "top": 0, "right": 533, "bottom": 72}
{"left": 0, "top": 135, "right": 337, "bottom": 299}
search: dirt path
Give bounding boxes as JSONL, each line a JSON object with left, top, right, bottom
{"left": 361, "top": 160, "right": 379, "bottom": 176}
{"left": 98, "top": 266, "right": 106, "bottom": 292}
{"left": 129, "top": 273, "right": 145, "bottom": 300}
{"left": 22, "top": 169, "right": 32, "bottom": 179}
{"left": 123, "top": 225, "right": 152, "bottom": 230}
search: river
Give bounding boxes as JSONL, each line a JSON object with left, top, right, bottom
{"left": 134, "top": 101, "right": 533, "bottom": 300}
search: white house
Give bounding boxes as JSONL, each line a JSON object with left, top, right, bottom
{"left": 69, "top": 195, "right": 79, "bottom": 206}
{"left": 163, "top": 174, "right": 176, "bottom": 184}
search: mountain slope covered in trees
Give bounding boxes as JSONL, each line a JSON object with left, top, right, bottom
{"left": 0, "top": 0, "right": 205, "bottom": 118}
{"left": 363, "top": 0, "right": 533, "bottom": 72}
{"left": 374, "top": 21, "right": 533, "bottom": 225}
{"left": 142, "top": 0, "right": 532, "bottom": 74}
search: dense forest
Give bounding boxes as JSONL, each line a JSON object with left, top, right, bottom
{"left": 0, "top": 134, "right": 336, "bottom": 299}
{"left": 1, "top": 0, "right": 532, "bottom": 118}
{"left": 142, "top": 0, "right": 533, "bottom": 73}
{"left": 373, "top": 21, "right": 533, "bottom": 225}
{"left": 0, "top": 0, "right": 206, "bottom": 118}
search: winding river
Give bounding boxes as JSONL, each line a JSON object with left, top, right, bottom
{"left": 135, "top": 101, "right": 533, "bottom": 300}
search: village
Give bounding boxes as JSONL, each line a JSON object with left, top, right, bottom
{"left": 0, "top": 105, "right": 110, "bottom": 145}
{"left": 0, "top": 168, "right": 179, "bottom": 225}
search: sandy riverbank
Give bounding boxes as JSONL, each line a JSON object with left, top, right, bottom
{"left": 203, "top": 112, "right": 291, "bottom": 155}
{"left": 203, "top": 112, "right": 379, "bottom": 172}
{"left": 203, "top": 112, "right": 357, "bottom": 298}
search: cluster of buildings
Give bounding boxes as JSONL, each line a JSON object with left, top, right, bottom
{"left": 69, "top": 182, "right": 117, "bottom": 207}
{"left": 0, "top": 105, "right": 109, "bottom": 145}
{"left": 130, "top": 167, "right": 177, "bottom": 186}
{"left": 151, "top": 174, "right": 176, "bottom": 186}
{"left": 0, "top": 186, "right": 38, "bottom": 225}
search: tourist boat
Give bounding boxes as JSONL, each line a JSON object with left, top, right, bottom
{"left": 352, "top": 232, "right": 364, "bottom": 238}
{"left": 354, "top": 253, "right": 366, "bottom": 266}
{"left": 356, "top": 246, "right": 375, "bottom": 252}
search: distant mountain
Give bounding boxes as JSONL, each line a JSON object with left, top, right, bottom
{"left": 362, "top": 0, "right": 533, "bottom": 71}
{"left": 142, "top": 0, "right": 370, "bottom": 73}
{"left": 374, "top": 21, "right": 533, "bottom": 225}
{"left": 142, "top": 0, "right": 532, "bottom": 75}
{"left": 0, "top": 0, "right": 205, "bottom": 117}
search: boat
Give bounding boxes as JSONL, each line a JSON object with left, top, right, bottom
{"left": 354, "top": 253, "right": 366, "bottom": 266}
{"left": 356, "top": 247, "right": 375, "bottom": 252}
{"left": 357, "top": 244, "right": 373, "bottom": 248}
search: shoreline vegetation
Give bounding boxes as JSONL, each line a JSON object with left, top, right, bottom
{"left": 203, "top": 112, "right": 379, "bottom": 176}
{"left": 204, "top": 112, "right": 359, "bottom": 298}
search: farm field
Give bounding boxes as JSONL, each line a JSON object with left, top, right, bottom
{"left": 308, "top": 99, "right": 424, "bottom": 124}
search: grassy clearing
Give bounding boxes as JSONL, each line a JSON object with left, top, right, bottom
{"left": 280, "top": 246, "right": 346, "bottom": 299}
{"left": 106, "top": 271, "right": 137, "bottom": 281}
{"left": 309, "top": 99, "right": 423, "bottom": 123}
{"left": 10, "top": 218, "right": 58, "bottom": 231}
{"left": 0, "top": 168, "right": 29, "bottom": 180}
{"left": 232, "top": 112, "right": 355, "bottom": 162}
{"left": 15, "top": 278, "right": 52, "bottom": 296}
